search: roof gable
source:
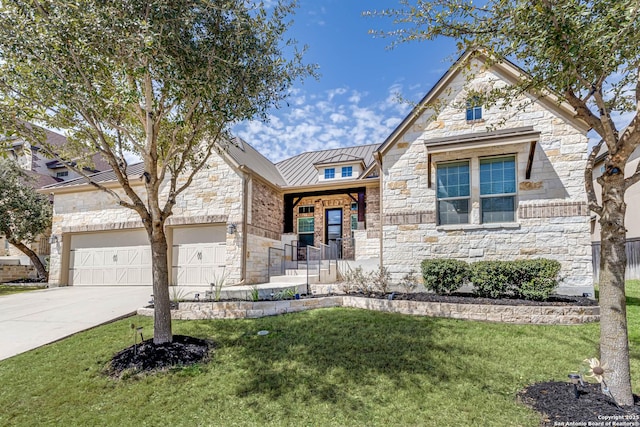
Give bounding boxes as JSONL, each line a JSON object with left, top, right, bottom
{"left": 365, "top": 50, "right": 589, "bottom": 176}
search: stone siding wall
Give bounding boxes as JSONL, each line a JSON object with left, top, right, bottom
{"left": 381, "top": 59, "right": 593, "bottom": 295}
{"left": 0, "top": 265, "right": 36, "bottom": 282}
{"left": 49, "top": 153, "right": 245, "bottom": 285}
{"left": 138, "top": 296, "right": 599, "bottom": 324}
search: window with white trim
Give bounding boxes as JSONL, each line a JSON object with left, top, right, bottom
{"left": 479, "top": 156, "right": 516, "bottom": 223}
{"left": 324, "top": 168, "right": 335, "bottom": 179}
{"left": 466, "top": 97, "right": 482, "bottom": 121}
{"left": 436, "top": 160, "right": 470, "bottom": 225}
{"left": 341, "top": 166, "right": 353, "bottom": 177}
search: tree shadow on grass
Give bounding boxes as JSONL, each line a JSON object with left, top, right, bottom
{"left": 225, "top": 308, "right": 449, "bottom": 403}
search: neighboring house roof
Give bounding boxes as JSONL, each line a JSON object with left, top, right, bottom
{"left": 42, "top": 162, "right": 145, "bottom": 190}
{"left": 26, "top": 170, "right": 63, "bottom": 188}
{"left": 276, "top": 143, "right": 378, "bottom": 188}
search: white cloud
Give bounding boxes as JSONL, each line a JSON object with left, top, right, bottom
{"left": 233, "top": 83, "right": 413, "bottom": 162}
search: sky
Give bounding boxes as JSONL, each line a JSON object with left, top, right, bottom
{"left": 232, "top": 1, "right": 460, "bottom": 163}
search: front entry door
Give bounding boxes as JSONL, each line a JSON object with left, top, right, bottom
{"left": 325, "top": 208, "right": 343, "bottom": 258}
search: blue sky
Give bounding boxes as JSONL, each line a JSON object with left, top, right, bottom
{"left": 233, "top": 1, "right": 460, "bottom": 162}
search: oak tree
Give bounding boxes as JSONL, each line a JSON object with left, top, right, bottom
{"left": 371, "top": 0, "right": 640, "bottom": 405}
{"left": 0, "top": 159, "right": 52, "bottom": 281}
{"left": 0, "top": 0, "right": 314, "bottom": 344}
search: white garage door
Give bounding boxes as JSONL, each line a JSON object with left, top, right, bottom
{"left": 69, "top": 230, "right": 152, "bottom": 286}
{"left": 172, "top": 226, "right": 227, "bottom": 285}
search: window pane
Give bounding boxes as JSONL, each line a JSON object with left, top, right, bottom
{"left": 480, "top": 157, "right": 516, "bottom": 195}
{"left": 438, "top": 199, "right": 469, "bottom": 225}
{"left": 324, "top": 168, "right": 335, "bottom": 179}
{"left": 481, "top": 196, "right": 515, "bottom": 223}
{"left": 351, "top": 215, "right": 358, "bottom": 230}
{"left": 341, "top": 166, "right": 353, "bottom": 177}
{"left": 298, "top": 218, "right": 314, "bottom": 233}
{"left": 437, "top": 161, "right": 470, "bottom": 198}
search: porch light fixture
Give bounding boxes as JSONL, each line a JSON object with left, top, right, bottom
{"left": 227, "top": 223, "right": 237, "bottom": 235}
{"left": 48, "top": 235, "right": 58, "bottom": 244}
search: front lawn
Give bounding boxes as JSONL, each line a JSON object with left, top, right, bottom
{"left": 0, "top": 284, "right": 46, "bottom": 296}
{"left": 0, "top": 282, "right": 638, "bottom": 426}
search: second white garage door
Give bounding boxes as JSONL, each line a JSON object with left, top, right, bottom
{"left": 171, "top": 226, "right": 227, "bottom": 285}
{"left": 69, "top": 230, "right": 152, "bottom": 286}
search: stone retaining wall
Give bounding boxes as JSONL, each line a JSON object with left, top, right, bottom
{"left": 0, "top": 265, "right": 36, "bottom": 283}
{"left": 137, "top": 296, "right": 599, "bottom": 324}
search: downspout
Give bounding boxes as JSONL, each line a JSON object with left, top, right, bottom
{"left": 239, "top": 166, "right": 250, "bottom": 284}
{"left": 374, "top": 151, "right": 384, "bottom": 270}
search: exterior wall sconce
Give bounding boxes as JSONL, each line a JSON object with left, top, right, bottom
{"left": 227, "top": 223, "right": 237, "bottom": 235}
{"left": 48, "top": 235, "right": 58, "bottom": 244}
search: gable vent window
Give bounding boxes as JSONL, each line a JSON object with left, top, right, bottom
{"left": 324, "top": 168, "right": 335, "bottom": 179}
{"left": 341, "top": 166, "right": 353, "bottom": 178}
{"left": 466, "top": 98, "right": 483, "bottom": 121}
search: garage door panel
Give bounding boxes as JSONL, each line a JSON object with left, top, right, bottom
{"left": 171, "top": 226, "right": 226, "bottom": 286}
{"left": 69, "top": 230, "right": 151, "bottom": 286}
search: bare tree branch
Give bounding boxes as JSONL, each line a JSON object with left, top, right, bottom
{"left": 586, "top": 138, "right": 605, "bottom": 216}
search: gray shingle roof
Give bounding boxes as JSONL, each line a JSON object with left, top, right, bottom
{"left": 276, "top": 143, "right": 378, "bottom": 187}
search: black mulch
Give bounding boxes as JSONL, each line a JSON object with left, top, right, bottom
{"left": 105, "top": 335, "right": 213, "bottom": 378}
{"left": 519, "top": 381, "right": 640, "bottom": 426}
{"left": 379, "top": 292, "right": 597, "bottom": 306}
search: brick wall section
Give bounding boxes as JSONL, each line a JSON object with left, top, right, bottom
{"left": 519, "top": 201, "right": 589, "bottom": 219}
{"left": 381, "top": 58, "right": 593, "bottom": 296}
{"left": 250, "top": 178, "right": 283, "bottom": 237}
{"left": 290, "top": 186, "right": 380, "bottom": 260}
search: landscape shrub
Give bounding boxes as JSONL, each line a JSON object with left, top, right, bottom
{"left": 469, "top": 261, "right": 513, "bottom": 299}
{"left": 510, "top": 259, "right": 561, "bottom": 301}
{"left": 420, "top": 259, "right": 469, "bottom": 295}
{"left": 469, "top": 259, "right": 561, "bottom": 301}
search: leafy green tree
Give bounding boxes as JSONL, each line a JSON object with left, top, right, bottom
{"left": 0, "top": 0, "right": 314, "bottom": 344}
{"left": 0, "top": 159, "right": 52, "bottom": 281}
{"left": 371, "top": 0, "right": 640, "bottom": 405}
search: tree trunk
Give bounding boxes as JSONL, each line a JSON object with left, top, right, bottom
{"left": 8, "top": 238, "right": 48, "bottom": 281}
{"left": 598, "top": 173, "right": 634, "bottom": 406}
{"left": 149, "top": 227, "right": 172, "bottom": 344}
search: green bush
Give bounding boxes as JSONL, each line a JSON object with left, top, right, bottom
{"left": 469, "top": 259, "right": 561, "bottom": 301}
{"left": 468, "top": 261, "right": 513, "bottom": 299}
{"left": 421, "top": 259, "right": 469, "bottom": 295}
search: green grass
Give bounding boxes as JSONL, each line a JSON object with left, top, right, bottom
{"left": 0, "top": 284, "right": 46, "bottom": 296}
{"left": 0, "top": 283, "right": 638, "bottom": 426}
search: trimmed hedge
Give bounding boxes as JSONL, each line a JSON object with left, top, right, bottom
{"left": 420, "top": 258, "right": 562, "bottom": 301}
{"left": 469, "top": 259, "right": 561, "bottom": 301}
{"left": 421, "top": 259, "right": 469, "bottom": 295}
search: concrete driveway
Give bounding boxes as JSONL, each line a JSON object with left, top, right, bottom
{"left": 0, "top": 286, "right": 152, "bottom": 361}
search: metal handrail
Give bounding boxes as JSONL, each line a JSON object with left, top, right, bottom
{"left": 267, "top": 247, "right": 285, "bottom": 282}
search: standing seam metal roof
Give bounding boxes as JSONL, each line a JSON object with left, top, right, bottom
{"left": 276, "top": 143, "right": 379, "bottom": 187}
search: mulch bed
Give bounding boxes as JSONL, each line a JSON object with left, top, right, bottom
{"left": 183, "top": 292, "right": 597, "bottom": 307}
{"left": 105, "top": 335, "right": 212, "bottom": 378}
{"left": 519, "top": 381, "right": 640, "bottom": 426}
{"left": 373, "top": 292, "right": 598, "bottom": 306}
